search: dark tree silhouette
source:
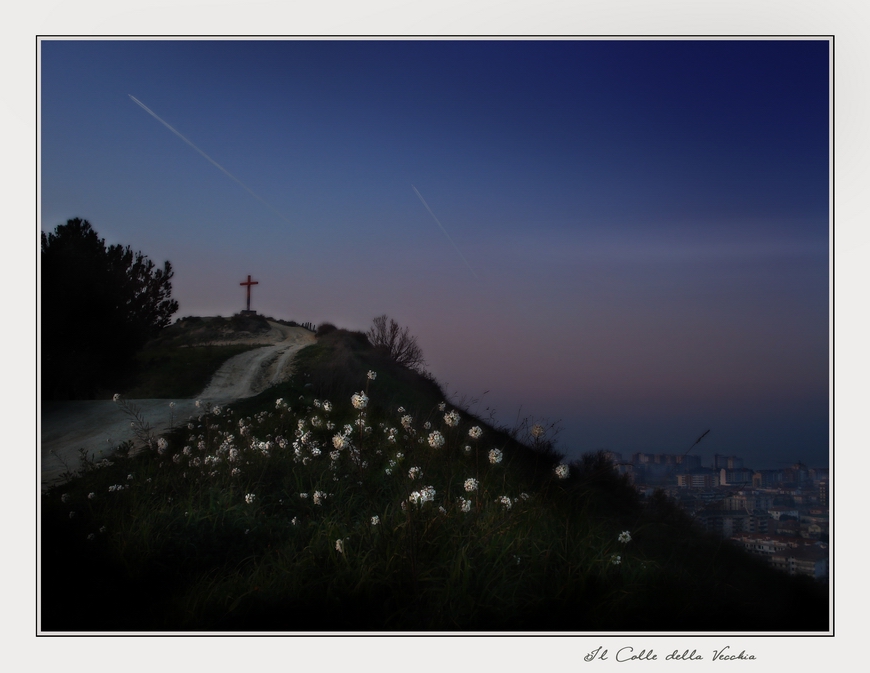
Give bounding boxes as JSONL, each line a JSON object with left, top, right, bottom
{"left": 366, "top": 314, "right": 426, "bottom": 372}
{"left": 41, "top": 218, "right": 179, "bottom": 398}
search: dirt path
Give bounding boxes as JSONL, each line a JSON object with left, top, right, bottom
{"left": 40, "top": 323, "right": 315, "bottom": 488}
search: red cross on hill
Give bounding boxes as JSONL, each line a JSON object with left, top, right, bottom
{"left": 240, "top": 275, "right": 259, "bottom": 312}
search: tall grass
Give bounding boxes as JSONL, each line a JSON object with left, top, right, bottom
{"left": 41, "top": 330, "right": 828, "bottom": 632}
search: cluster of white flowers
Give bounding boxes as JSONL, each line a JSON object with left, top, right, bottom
{"left": 531, "top": 424, "right": 545, "bottom": 439}
{"left": 332, "top": 433, "right": 350, "bottom": 450}
{"left": 496, "top": 495, "right": 512, "bottom": 510}
{"left": 386, "top": 428, "right": 399, "bottom": 443}
{"left": 157, "top": 437, "right": 168, "bottom": 455}
{"left": 423, "top": 421, "right": 432, "bottom": 430}
{"left": 275, "top": 398, "right": 285, "bottom": 409}
{"left": 464, "top": 445, "right": 472, "bottom": 453}
{"left": 611, "top": 554, "right": 622, "bottom": 565}
{"left": 245, "top": 493, "right": 256, "bottom": 504}
{"left": 464, "top": 478, "right": 479, "bottom": 492}
{"left": 88, "top": 492, "right": 95, "bottom": 500}
{"left": 213, "top": 405, "right": 222, "bottom": 416}
{"left": 335, "top": 539, "right": 344, "bottom": 554}
{"left": 489, "top": 448, "right": 503, "bottom": 464}
{"left": 371, "top": 515, "right": 380, "bottom": 526}
{"left": 231, "top": 468, "right": 241, "bottom": 477}
{"left": 408, "top": 466, "right": 423, "bottom": 480}
{"left": 409, "top": 486, "right": 436, "bottom": 506}
{"left": 554, "top": 464, "right": 570, "bottom": 479}
{"left": 428, "top": 430, "right": 445, "bottom": 448}
{"left": 367, "top": 370, "right": 377, "bottom": 380}
{"left": 322, "top": 400, "right": 332, "bottom": 412}
{"left": 444, "top": 410, "right": 460, "bottom": 427}
{"left": 438, "top": 402, "right": 446, "bottom": 411}
{"left": 400, "top": 415, "right": 414, "bottom": 430}
{"left": 108, "top": 484, "right": 128, "bottom": 492}
{"left": 468, "top": 426, "right": 483, "bottom": 439}
{"left": 113, "top": 393, "right": 120, "bottom": 402}
{"left": 312, "top": 490, "right": 327, "bottom": 506}
{"left": 397, "top": 406, "right": 406, "bottom": 414}
{"left": 618, "top": 531, "right": 632, "bottom": 544}
{"left": 61, "top": 493, "right": 70, "bottom": 503}
{"left": 351, "top": 391, "right": 369, "bottom": 410}
{"left": 459, "top": 497, "right": 472, "bottom": 513}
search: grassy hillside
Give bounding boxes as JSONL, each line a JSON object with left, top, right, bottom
{"left": 41, "top": 327, "right": 829, "bottom": 632}
{"left": 109, "top": 315, "right": 275, "bottom": 399}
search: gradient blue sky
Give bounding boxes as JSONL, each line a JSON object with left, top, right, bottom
{"left": 39, "top": 39, "right": 830, "bottom": 469}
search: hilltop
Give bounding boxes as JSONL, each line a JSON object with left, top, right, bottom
{"left": 40, "top": 321, "right": 829, "bottom": 632}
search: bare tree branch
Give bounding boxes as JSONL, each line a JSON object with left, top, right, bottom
{"left": 367, "top": 314, "right": 426, "bottom": 371}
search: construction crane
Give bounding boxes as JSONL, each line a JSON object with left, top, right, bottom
{"left": 685, "top": 429, "right": 710, "bottom": 455}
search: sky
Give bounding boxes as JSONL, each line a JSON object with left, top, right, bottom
{"left": 39, "top": 39, "right": 831, "bottom": 470}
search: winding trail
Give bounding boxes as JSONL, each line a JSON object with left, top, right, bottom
{"left": 40, "top": 323, "right": 315, "bottom": 488}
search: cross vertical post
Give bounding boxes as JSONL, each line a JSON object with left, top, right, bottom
{"left": 240, "top": 275, "right": 259, "bottom": 312}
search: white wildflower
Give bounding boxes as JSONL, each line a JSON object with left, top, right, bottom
{"left": 611, "top": 554, "right": 622, "bottom": 565}
{"left": 335, "top": 539, "right": 344, "bottom": 553}
{"left": 531, "top": 424, "right": 545, "bottom": 438}
{"left": 464, "top": 478, "right": 479, "bottom": 492}
{"left": 367, "top": 370, "right": 377, "bottom": 380}
{"left": 245, "top": 493, "right": 256, "bottom": 504}
{"left": 428, "top": 431, "right": 445, "bottom": 448}
{"left": 618, "top": 531, "right": 632, "bottom": 544}
{"left": 408, "top": 466, "right": 422, "bottom": 480}
{"left": 555, "top": 464, "right": 570, "bottom": 479}
{"left": 444, "top": 410, "right": 460, "bottom": 427}
{"left": 438, "top": 402, "right": 446, "bottom": 412}
{"left": 351, "top": 391, "right": 369, "bottom": 410}
{"left": 459, "top": 497, "right": 472, "bottom": 513}
{"left": 371, "top": 515, "right": 380, "bottom": 526}
{"left": 496, "top": 495, "right": 512, "bottom": 509}
{"left": 468, "top": 426, "right": 483, "bottom": 439}
{"left": 112, "top": 393, "right": 120, "bottom": 402}
{"left": 489, "top": 448, "right": 503, "bottom": 464}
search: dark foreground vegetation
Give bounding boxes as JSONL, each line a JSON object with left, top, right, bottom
{"left": 41, "top": 327, "right": 828, "bottom": 632}
{"left": 41, "top": 218, "right": 179, "bottom": 400}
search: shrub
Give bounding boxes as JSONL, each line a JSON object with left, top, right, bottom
{"left": 315, "top": 323, "right": 337, "bottom": 338}
{"left": 366, "top": 315, "right": 426, "bottom": 372}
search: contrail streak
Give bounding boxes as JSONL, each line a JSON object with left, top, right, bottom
{"left": 128, "top": 94, "right": 292, "bottom": 225}
{"left": 411, "top": 185, "right": 478, "bottom": 279}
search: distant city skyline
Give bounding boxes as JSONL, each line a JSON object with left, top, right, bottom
{"left": 39, "top": 39, "right": 830, "bottom": 469}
